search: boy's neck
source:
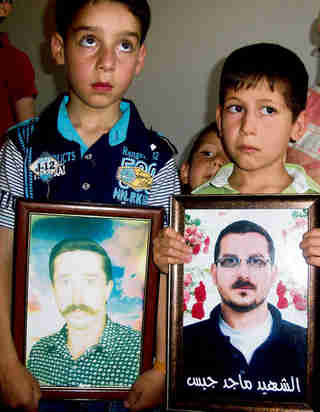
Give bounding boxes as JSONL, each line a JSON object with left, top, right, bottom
{"left": 67, "top": 99, "right": 122, "bottom": 148}
{"left": 229, "top": 163, "right": 293, "bottom": 194}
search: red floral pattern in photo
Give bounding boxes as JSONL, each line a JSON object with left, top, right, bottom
{"left": 276, "top": 280, "right": 307, "bottom": 311}
{"left": 184, "top": 222, "right": 211, "bottom": 257}
{"left": 194, "top": 281, "right": 206, "bottom": 302}
{"left": 191, "top": 301, "right": 205, "bottom": 320}
{"left": 184, "top": 273, "right": 207, "bottom": 320}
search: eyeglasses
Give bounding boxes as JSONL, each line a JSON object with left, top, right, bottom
{"left": 216, "top": 255, "right": 271, "bottom": 270}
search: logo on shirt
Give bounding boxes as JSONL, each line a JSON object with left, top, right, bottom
{"left": 30, "top": 152, "right": 66, "bottom": 182}
{"left": 116, "top": 166, "right": 153, "bottom": 190}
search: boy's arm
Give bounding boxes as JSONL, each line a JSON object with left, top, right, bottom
{"left": 300, "top": 228, "right": 320, "bottom": 266}
{"left": 153, "top": 227, "right": 192, "bottom": 274}
{"left": 0, "top": 228, "right": 41, "bottom": 411}
{"left": 15, "top": 96, "right": 36, "bottom": 123}
{"left": 124, "top": 273, "right": 166, "bottom": 411}
{"left": 125, "top": 231, "right": 192, "bottom": 411}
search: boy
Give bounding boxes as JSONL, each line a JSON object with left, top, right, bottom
{"left": 153, "top": 42, "right": 320, "bottom": 277}
{"left": 0, "top": 0, "right": 180, "bottom": 411}
{"left": 0, "top": 0, "right": 37, "bottom": 143}
{"left": 180, "top": 121, "right": 229, "bottom": 193}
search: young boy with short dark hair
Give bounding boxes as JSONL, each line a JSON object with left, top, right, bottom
{"left": 196, "top": 42, "right": 320, "bottom": 195}
{"left": 153, "top": 42, "right": 320, "bottom": 275}
{"left": 180, "top": 121, "right": 229, "bottom": 193}
{"left": 0, "top": 0, "right": 180, "bottom": 411}
{"left": 153, "top": 43, "right": 320, "bottom": 406}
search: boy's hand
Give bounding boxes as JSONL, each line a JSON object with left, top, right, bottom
{"left": 0, "top": 359, "right": 41, "bottom": 411}
{"left": 153, "top": 228, "right": 192, "bottom": 274}
{"left": 300, "top": 228, "right": 320, "bottom": 267}
{"left": 124, "top": 367, "right": 165, "bottom": 411}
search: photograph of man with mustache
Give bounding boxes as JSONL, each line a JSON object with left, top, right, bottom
{"left": 27, "top": 238, "right": 141, "bottom": 387}
{"left": 182, "top": 220, "right": 306, "bottom": 401}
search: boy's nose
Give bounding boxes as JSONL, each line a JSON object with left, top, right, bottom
{"left": 212, "top": 156, "right": 227, "bottom": 169}
{"left": 97, "top": 46, "right": 116, "bottom": 71}
{"left": 208, "top": 156, "right": 227, "bottom": 176}
{"left": 240, "top": 111, "right": 256, "bottom": 135}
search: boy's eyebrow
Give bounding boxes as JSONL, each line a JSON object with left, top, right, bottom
{"left": 225, "top": 96, "right": 284, "bottom": 105}
{"left": 71, "top": 26, "right": 141, "bottom": 41}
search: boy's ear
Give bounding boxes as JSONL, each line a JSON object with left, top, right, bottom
{"left": 134, "top": 44, "right": 147, "bottom": 76}
{"left": 290, "top": 110, "right": 306, "bottom": 143}
{"left": 51, "top": 32, "right": 65, "bottom": 66}
{"left": 180, "top": 162, "right": 190, "bottom": 185}
{"left": 216, "top": 106, "right": 223, "bottom": 136}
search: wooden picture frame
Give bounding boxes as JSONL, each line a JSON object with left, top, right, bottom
{"left": 12, "top": 200, "right": 163, "bottom": 400}
{"left": 167, "top": 194, "right": 320, "bottom": 412}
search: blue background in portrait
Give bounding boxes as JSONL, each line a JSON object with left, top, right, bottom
{"left": 29, "top": 215, "right": 143, "bottom": 324}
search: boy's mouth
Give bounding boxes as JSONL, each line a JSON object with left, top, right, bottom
{"left": 92, "top": 82, "right": 113, "bottom": 91}
{"left": 238, "top": 144, "right": 258, "bottom": 153}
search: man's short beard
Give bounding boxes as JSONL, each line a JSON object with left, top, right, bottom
{"left": 221, "top": 296, "right": 266, "bottom": 313}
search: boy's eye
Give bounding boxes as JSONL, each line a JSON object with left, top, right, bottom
{"left": 200, "top": 151, "right": 214, "bottom": 158}
{"left": 119, "top": 40, "right": 134, "bottom": 52}
{"left": 79, "top": 35, "right": 97, "bottom": 48}
{"left": 261, "top": 106, "right": 276, "bottom": 115}
{"left": 226, "top": 105, "right": 243, "bottom": 113}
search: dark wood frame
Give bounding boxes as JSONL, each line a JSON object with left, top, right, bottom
{"left": 167, "top": 194, "right": 320, "bottom": 412}
{"left": 12, "top": 199, "right": 163, "bottom": 400}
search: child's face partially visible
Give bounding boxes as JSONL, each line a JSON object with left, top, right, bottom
{"left": 216, "top": 79, "right": 305, "bottom": 175}
{"left": 181, "top": 131, "right": 229, "bottom": 191}
{"left": 0, "top": 1, "right": 12, "bottom": 18}
{"left": 51, "top": 1, "right": 146, "bottom": 113}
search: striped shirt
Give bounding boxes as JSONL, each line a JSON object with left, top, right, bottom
{"left": 0, "top": 96, "right": 181, "bottom": 230}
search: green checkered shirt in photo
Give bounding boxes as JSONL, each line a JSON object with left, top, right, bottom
{"left": 27, "top": 317, "right": 141, "bottom": 388}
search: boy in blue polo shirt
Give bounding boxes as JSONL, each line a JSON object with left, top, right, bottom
{"left": 0, "top": 0, "right": 180, "bottom": 411}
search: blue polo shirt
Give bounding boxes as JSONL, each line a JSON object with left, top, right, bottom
{"left": 58, "top": 95, "right": 131, "bottom": 157}
{"left": 0, "top": 94, "right": 180, "bottom": 229}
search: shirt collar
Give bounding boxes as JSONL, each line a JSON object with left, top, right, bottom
{"left": 283, "top": 163, "right": 315, "bottom": 193}
{"left": 219, "top": 310, "right": 272, "bottom": 339}
{"left": 57, "top": 95, "right": 130, "bottom": 156}
{"left": 44, "top": 317, "right": 114, "bottom": 357}
{"left": 198, "top": 162, "right": 315, "bottom": 194}
{"left": 209, "top": 162, "right": 235, "bottom": 190}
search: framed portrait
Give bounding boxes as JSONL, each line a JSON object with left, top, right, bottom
{"left": 167, "top": 194, "right": 320, "bottom": 412}
{"left": 12, "top": 200, "right": 163, "bottom": 400}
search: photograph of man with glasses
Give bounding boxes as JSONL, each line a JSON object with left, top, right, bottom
{"left": 182, "top": 219, "right": 306, "bottom": 401}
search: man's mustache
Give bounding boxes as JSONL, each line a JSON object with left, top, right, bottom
{"left": 62, "top": 304, "right": 96, "bottom": 316}
{"left": 232, "top": 279, "right": 256, "bottom": 290}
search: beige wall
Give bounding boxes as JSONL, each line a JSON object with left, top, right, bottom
{"left": 4, "top": 1, "right": 320, "bottom": 163}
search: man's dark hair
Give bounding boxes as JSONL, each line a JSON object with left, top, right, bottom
{"left": 55, "top": 0, "right": 151, "bottom": 44}
{"left": 219, "top": 43, "right": 308, "bottom": 122}
{"left": 214, "top": 220, "right": 275, "bottom": 265}
{"left": 49, "top": 238, "right": 112, "bottom": 284}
